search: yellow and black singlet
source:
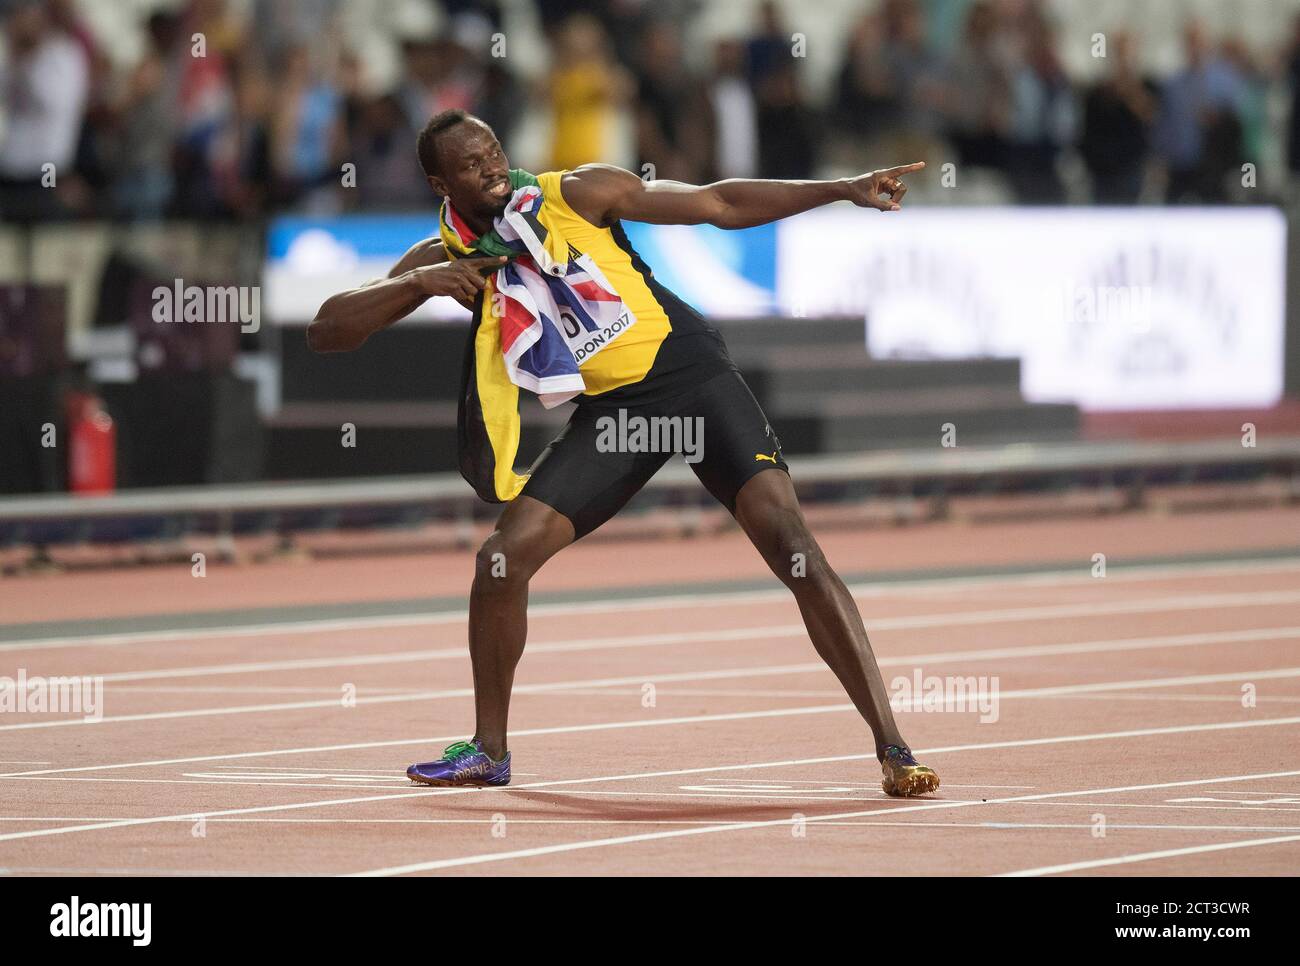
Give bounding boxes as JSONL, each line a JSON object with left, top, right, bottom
{"left": 531, "top": 169, "right": 737, "bottom": 405}
{"left": 456, "top": 170, "right": 742, "bottom": 503}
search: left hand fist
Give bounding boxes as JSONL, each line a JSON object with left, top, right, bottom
{"left": 843, "top": 162, "right": 925, "bottom": 212}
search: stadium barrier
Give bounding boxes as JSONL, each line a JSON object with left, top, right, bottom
{"left": 2, "top": 437, "right": 1297, "bottom": 565}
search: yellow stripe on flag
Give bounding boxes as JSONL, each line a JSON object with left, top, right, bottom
{"left": 474, "top": 276, "right": 530, "bottom": 501}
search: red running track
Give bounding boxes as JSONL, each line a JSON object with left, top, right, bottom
{"left": 1, "top": 504, "right": 1299, "bottom": 876}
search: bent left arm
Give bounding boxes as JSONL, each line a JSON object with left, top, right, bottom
{"left": 561, "top": 162, "right": 925, "bottom": 230}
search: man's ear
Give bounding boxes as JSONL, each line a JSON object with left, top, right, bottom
{"left": 427, "top": 174, "right": 448, "bottom": 197}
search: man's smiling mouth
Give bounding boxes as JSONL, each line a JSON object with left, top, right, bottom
{"left": 487, "top": 178, "right": 510, "bottom": 198}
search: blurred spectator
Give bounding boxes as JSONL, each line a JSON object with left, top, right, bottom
{"left": 168, "top": 0, "right": 239, "bottom": 217}
{"left": 708, "top": 38, "right": 758, "bottom": 180}
{"left": 634, "top": 20, "right": 712, "bottom": 182}
{"left": 583, "top": 0, "right": 645, "bottom": 68}
{"left": 107, "top": 11, "right": 180, "bottom": 219}
{"left": 473, "top": 53, "right": 523, "bottom": 154}
{"left": 1080, "top": 32, "right": 1156, "bottom": 204}
{"left": 1286, "top": 14, "right": 1300, "bottom": 184}
{"left": 49, "top": 0, "right": 111, "bottom": 215}
{"left": 746, "top": 0, "right": 789, "bottom": 89}
{"left": 444, "top": 10, "right": 520, "bottom": 142}
{"left": 835, "top": 12, "right": 898, "bottom": 138}
{"left": 943, "top": 0, "right": 1012, "bottom": 172}
{"left": 268, "top": 45, "right": 345, "bottom": 212}
{"left": 251, "top": 0, "right": 342, "bottom": 63}
{"left": 46, "top": 0, "right": 95, "bottom": 64}
{"left": 347, "top": 91, "right": 427, "bottom": 209}
{"left": 1220, "top": 37, "right": 1267, "bottom": 179}
{"left": 756, "top": 62, "right": 817, "bottom": 180}
{"left": 836, "top": 1, "right": 944, "bottom": 141}
{"left": 887, "top": 1, "right": 947, "bottom": 137}
{"left": 1006, "top": 8, "right": 1075, "bottom": 204}
{"left": 1155, "top": 20, "right": 1247, "bottom": 203}
{"left": 733, "top": 1, "right": 817, "bottom": 180}
{"left": 209, "top": 58, "right": 273, "bottom": 218}
{"left": 2, "top": 0, "right": 1297, "bottom": 221}
{"left": 0, "top": 0, "right": 89, "bottom": 223}
{"left": 397, "top": 33, "right": 478, "bottom": 136}
{"left": 546, "top": 14, "right": 630, "bottom": 171}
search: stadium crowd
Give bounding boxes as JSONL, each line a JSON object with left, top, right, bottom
{"left": 0, "top": 0, "right": 1297, "bottom": 222}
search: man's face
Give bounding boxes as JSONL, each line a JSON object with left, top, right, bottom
{"left": 428, "top": 120, "right": 512, "bottom": 225}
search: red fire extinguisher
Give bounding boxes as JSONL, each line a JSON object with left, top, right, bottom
{"left": 67, "top": 391, "right": 116, "bottom": 495}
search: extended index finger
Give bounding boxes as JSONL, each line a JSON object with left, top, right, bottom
{"left": 882, "top": 162, "right": 926, "bottom": 176}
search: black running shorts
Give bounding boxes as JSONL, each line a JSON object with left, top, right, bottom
{"left": 520, "top": 370, "right": 789, "bottom": 539}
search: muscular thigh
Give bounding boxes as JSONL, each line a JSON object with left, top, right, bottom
{"left": 679, "top": 370, "right": 789, "bottom": 514}
{"left": 520, "top": 405, "right": 671, "bottom": 540}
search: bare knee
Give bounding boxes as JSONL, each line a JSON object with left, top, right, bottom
{"left": 473, "top": 511, "right": 570, "bottom": 593}
{"left": 757, "top": 513, "right": 829, "bottom": 590}
{"left": 474, "top": 531, "right": 532, "bottom": 593}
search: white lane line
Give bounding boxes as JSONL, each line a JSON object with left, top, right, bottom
{"left": 0, "top": 773, "right": 918, "bottom": 800}
{"left": 0, "top": 866, "right": 286, "bottom": 878}
{"left": 539, "top": 688, "right": 843, "bottom": 699}
{"left": 1023, "top": 693, "right": 1300, "bottom": 705}
{"left": 912, "top": 822, "right": 1300, "bottom": 833}
{"left": 202, "top": 765, "right": 410, "bottom": 773}
{"left": 0, "top": 703, "right": 859, "bottom": 779}
{"left": 4, "top": 817, "right": 1298, "bottom": 835}
{"left": 707, "top": 669, "right": 1300, "bottom": 710}
{"left": 4, "top": 556, "right": 1300, "bottom": 653}
{"left": 3, "top": 777, "right": 418, "bottom": 791}
{"left": 57, "top": 624, "right": 1300, "bottom": 687}
{"left": 996, "top": 833, "right": 1300, "bottom": 876}
{"left": 0, "top": 662, "right": 826, "bottom": 731}
{"left": 7, "top": 672, "right": 1300, "bottom": 781}
{"left": 46, "top": 789, "right": 1261, "bottom": 815}
{"left": 7, "top": 662, "right": 1299, "bottom": 732}
{"left": 1014, "top": 801, "right": 1300, "bottom": 814}
{"left": 1170, "top": 790, "right": 1300, "bottom": 796}
{"left": 2, "top": 779, "right": 876, "bottom": 800}
{"left": 348, "top": 769, "right": 1300, "bottom": 876}
{"left": 973, "top": 666, "right": 1300, "bottom": 702}
{"left": 3, "top": 717, "right": 1299, "bottom": 846}
{"left": 101, "top": 686, "right": 424, "bottom": 696}
{"left": 894, "top": 626, "right": 1300, "bottom": 670}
